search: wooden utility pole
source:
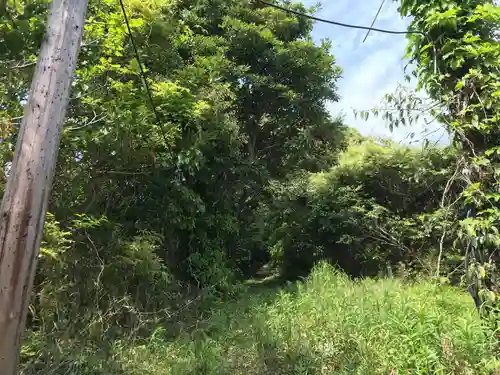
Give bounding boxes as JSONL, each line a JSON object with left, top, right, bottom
{"left": 0, "top": 0, "right": 88, "bottom": 372}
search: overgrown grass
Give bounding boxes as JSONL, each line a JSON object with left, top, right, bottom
{"left": 22, "top": 263, "right": 499, "bottom": 375}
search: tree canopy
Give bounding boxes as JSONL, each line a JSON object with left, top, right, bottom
{"left": 0, "top": 0, "right": 500, "bottom": 373}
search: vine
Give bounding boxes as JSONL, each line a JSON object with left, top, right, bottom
{"left": 358, "top": 0, "right": 500, "bottom": 327}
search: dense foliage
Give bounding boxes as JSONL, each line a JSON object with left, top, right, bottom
{"left": 268, "top": 137, "right": 462, "bottom": 279}
{"left": 1, "top": 0, "right": 348, "bottom": 370}
{"left": 394, "top": 0, "right": 500, "bottom": 318}
{"left": 2, "top": 0, "right": 345, "bottom": 283}
{"left": 355, "top": 0, "right": 500, "bottom": 317}
{"left": 0, "top": 0, "right": 499, "bottom": 373}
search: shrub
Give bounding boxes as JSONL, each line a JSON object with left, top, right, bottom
{"left": 268, "top": 139, "right": 460, "bottom": 278}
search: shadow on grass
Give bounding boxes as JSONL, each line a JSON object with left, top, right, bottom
{"left": 20, "top": 265, "right": 299, "bottom": 375}
{"left": 161, "top": 265, "right": 295, "bottom": 340}
{"left": 22, "top": 264, "right": 500, "bottom": 375}
{"left": 121, "top": 276, "right": 324, "bottom": 375}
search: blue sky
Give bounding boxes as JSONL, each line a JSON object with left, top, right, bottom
{"left": 302, "top": 0, "right": 449, "bottom": 144}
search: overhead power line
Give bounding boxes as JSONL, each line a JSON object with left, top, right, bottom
{"left": 363, "top": 0, "right": 387, "bottom": 43}
{"left": 257, "top": 0, "right": 436, "bottom": 73}
{"left": 118, "top": 0, "right": 170, "bottom": 145}
{"left": 257, "top": 0, "right": 425, "bottom": 38}
{"left": 119, "top": 0, "right": 435, "bottom": 131}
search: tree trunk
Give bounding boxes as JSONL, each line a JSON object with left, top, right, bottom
{"left": 0, "top": 0, "right": 88, "bottom": 372}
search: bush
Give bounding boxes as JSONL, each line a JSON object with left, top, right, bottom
{"left": 268, "top": 139, "right": 460, "bottom": 278}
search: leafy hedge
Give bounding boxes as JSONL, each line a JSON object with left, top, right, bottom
{"left": 268, "top": 138, "right": 461, "bottom": 278}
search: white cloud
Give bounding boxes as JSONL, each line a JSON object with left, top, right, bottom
{"left": 302, "top": 0, "right": 449, "bottom": 145}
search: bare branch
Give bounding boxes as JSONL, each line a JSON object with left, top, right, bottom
{"left": 65, "top": 112, "right": 107, "bottom": 132}
{"left": 10, "top": 60, "right": 37, "bottom": 70}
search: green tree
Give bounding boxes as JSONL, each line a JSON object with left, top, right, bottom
{"left": 0, "top": 1, "right": 347, "bottom": 358}
{"left": 396, "top": 0, "right": 500, "bottom": 317}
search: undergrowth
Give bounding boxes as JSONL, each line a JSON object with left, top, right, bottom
{"left": 22, "top": 263, "right": 499, "bottom": 375}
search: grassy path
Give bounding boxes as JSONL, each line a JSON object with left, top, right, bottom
{"left": 116, "top": 263, "right": 499, "bottom": 375}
